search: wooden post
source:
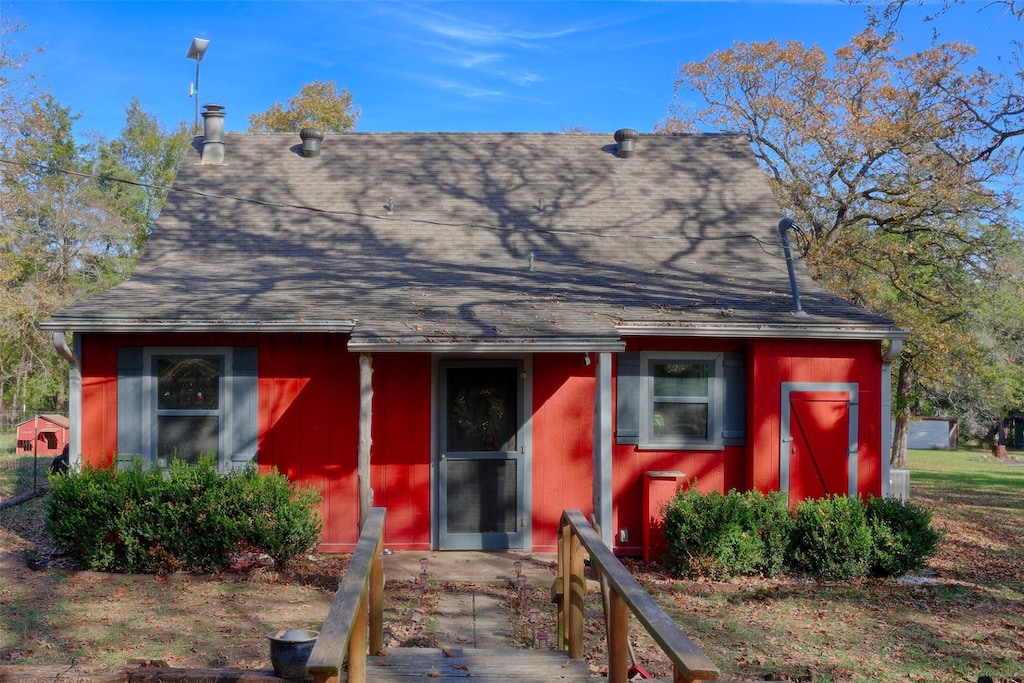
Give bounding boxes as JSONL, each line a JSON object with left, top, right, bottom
{"left": 568, "top": 531, "right": 585, "bottom": 660}
{"left": 608, "top": 591, "right": 630, "bottom": 683}
{"left": 347, "top": 590, "right": 369, "bottom": 683}
{"left": 358, "top": 353, "right": 374, "bottom": 530}
{"left": 558, "top": 516, "right": 570, "bottom": 651}
{"left": 369, "top": 541, "right": 384, "bottom": 655}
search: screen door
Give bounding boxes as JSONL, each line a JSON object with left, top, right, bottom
{"left": 438, "top": 362, "right": 525, "bottom": 549}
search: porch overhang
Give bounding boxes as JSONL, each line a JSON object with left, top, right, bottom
{"left": 347, "top": 336, "right": 626, "bottom": 353}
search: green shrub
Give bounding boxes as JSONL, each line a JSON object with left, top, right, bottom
{"left": 46, "top": 457, "right": 322, "bottom": 573}
{"left": 223, "top": 466, "right": 322, "bottom": 568}
{"left": 660, "top": 488, "right": 941, "bottom": 581}
{"left": 866, "top": 496, "right": 941, "bottom": 577}
{"left": 748, "top": 490, "right": 797, "bottom": 577}
{"left": 791, "top": 495, "right": 874, "bottom": 580}
{"left": 662, "top": 487, "right": 794, "bottom": 579}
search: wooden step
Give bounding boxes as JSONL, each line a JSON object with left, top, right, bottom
{"left": 361, "top": 647, "right": 592, "bottom": 682}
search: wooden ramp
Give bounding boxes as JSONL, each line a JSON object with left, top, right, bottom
{"left": 359, "top": 647, "right": 591, "bottom": 682}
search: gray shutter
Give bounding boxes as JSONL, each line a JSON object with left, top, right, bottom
{"left": 616, "top": 352, "right": 640, "bottom": 445}
{"left": 723, "top": 352, "right": 746, "bottom": 446}
{"left": 116, "top": 347, "right": 144, "bottom": 467}
{"left": 230, "top": 347, "right": 258, "bottom": 469}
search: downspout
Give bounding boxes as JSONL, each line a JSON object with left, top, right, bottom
{"left": 777, "top": 219, "right": 809, "bottom": 318}
{"left": 52, "top": 332, "right": 82, "bottom": 472}
{"left": 880, "top": 338, "right": 903, "bottom": 497}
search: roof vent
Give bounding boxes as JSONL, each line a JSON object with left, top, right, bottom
{"left": 299, "top": 127, "right": 324, "bottom": 158}
{"left": 200, "top": 104, "right": 225, "bottom": 165}
{"left": 613, "top": 128, "right": 639, "bottom": 158}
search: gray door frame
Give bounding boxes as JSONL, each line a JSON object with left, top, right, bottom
{"left": 435, "top": 357, "right": 532, "bottom": 550}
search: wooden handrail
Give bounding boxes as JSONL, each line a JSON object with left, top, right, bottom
{"left": 307, "top": 507, "right": 386, "bottom": 683}
{"left": 557, "top": 510, "right": 721, "bottom": 683}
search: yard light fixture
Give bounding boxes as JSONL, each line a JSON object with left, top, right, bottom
{"left": 187, "top": 38, "right": 210, "bottom": 134}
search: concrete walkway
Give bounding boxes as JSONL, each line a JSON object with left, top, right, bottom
{"left": 381, "top": 551, "right": 558, "bottom": 649}
{"left": 382, "top": 550, "right": 557, "bottom": 584}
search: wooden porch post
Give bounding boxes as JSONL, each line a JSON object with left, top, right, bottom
{"left": 358, "top": 353, "right": 374, "bottom": 531}
{"left": 592, "top": 352, "right": 613, "bottom": 547}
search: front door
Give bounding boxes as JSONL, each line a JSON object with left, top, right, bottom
{"left": 438, "top": 361, "right": 526, "bottom": 550}
{"left": 781, "top": 383, "right": 859, "bottom": 503}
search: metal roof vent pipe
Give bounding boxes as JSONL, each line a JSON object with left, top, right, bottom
{"left": 300, "top": 128, "right": 324, "bottom": 158}
{"left": 614, "top": 128, "right": 638, "bottom": 158}
{"left": 200, "top": 104, "right": 226, "bottom": 165}
{"left": 778, "top": 218, "right": 809, "bottom": 317}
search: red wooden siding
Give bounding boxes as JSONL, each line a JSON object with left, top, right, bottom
{"left": 76, "top": 331, "right": 884, "bottom": 556}
{"left": 749, "top": 338, "right": 882, "bottom": 499}
{"left": 369, "top": 354, "right": 432, "bottom": 551}
{"left": 610, "top": 338, "right": 748, "bottom": 556}
{"left": 530, "top": 354, "right": 596, "bottom": 551}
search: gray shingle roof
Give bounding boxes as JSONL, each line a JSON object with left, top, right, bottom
{"left": 46, "top": 131, "right": 901, "bottom": 343}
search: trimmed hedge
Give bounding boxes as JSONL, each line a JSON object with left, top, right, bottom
{"left": 46, "top": 457, "right": 322, "bottom": 573}
{"left": 662, "top": 487, "right": 940, "bottom": 581}
{"left": 662, "top": 488, "right": 794, "bottom": 580}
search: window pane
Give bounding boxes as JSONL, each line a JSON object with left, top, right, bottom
{"left": 653, "top": 361, "right": 709, "bottom": 398}
{"left": 653, "top": 402, "right": 708, "bottom": 438}
{"left": 446, "top": 367, "right": 517, "bottom": 452}
{"left": 446, "top": 458, "right": 518, "bottom": 534}
{"left": 157, "top": 416, "right": 219, "bottom": 466}
{"left": 157, "top": 357, "right": 220, "bottom": 410}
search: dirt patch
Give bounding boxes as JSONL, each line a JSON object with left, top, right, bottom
{"left": 3, "top": 468, "right": 1023, "bottom": 681}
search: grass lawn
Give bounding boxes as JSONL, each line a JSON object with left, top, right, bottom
{"left": 1, "top": 447, "right": 1022, "bottom": 682}
{"left": 618, "top": 449, "right": 1024, "bottom": 682}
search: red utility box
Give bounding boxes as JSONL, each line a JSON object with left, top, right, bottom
{"left": 642, "top": 470, "right": 687, "bottom": 564}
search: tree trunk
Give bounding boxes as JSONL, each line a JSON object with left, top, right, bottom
{"left": 890, "top": 359, "right": 913, "bottom": 469}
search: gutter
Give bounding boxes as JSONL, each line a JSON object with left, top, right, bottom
{"left": 39, "top": 319, "right": 357, "bottom": 334}
{"left": 617, "top": 323, "right": 909, "bottom": 342}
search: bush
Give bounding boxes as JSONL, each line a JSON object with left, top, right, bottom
{"left": 662, "top": 487, "right": 795, "bottom": 580}
{"left": 46, "top": 457, "right": 322, "bottom": 574}
{"left": 790, "top": 495, "right": 874, "bottom": 580}
{"left": 660, "top": 489, "right": 940, "bottom": 581}
{"left": 866, "top": 496, "right": 941, "bottom": 577}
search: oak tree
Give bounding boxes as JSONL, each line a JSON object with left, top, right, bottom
{"left": 662, "top": 29, "right": 1024, "bottom": 465}
{"left": 247, "top": 80, "right": 360, "bottom": 133}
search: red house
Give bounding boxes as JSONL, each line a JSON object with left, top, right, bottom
{"left": 16, "top": 414, "right": 70, "bottom": 456}
{"left": 43, "top": 107, "right": 907, "bottom": 555}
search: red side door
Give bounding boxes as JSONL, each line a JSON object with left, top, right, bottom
{"left": 783, "top": 386, "right": 857, "bottom": 503}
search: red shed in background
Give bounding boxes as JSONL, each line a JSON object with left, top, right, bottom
{"left": 43, "top": 121, "right": 908, "bottom": 558}
{"left": 16, "top": 414, "right": 70, "bottom": 457}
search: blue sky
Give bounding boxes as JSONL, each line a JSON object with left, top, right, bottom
{"left": 4, "top": 1, "right": 1020, "bottom": 140}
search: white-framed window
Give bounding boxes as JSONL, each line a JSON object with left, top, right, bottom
{"left": 145, "top": 349, "right": 228, "bottom": 468}
{"left": 616, "top": 350, "right": 745, "bottom": 450}
{"left": 117, "top": 346, "right": 258, "bottom": 472}
{"left": 639, "top": 352, "right": 724, "bottom": 450}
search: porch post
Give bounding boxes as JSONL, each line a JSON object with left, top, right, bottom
{"left": 358, "top": 352, "right": 374, "bottom": 530}
{"left": 592, "top": 352, "right": 613, "bottom": 547}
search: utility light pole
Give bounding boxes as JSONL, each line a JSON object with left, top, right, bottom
{"left": 187, "top": 38, "right": 210, "bottom": 134}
